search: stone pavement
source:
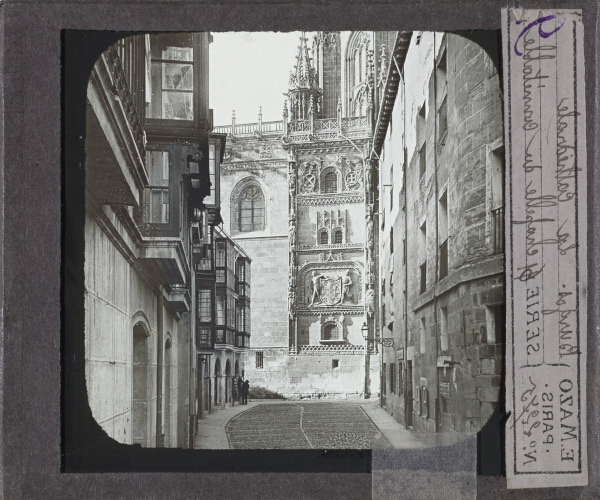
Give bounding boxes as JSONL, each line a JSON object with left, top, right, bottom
{"left": 194, "top": 401, "right": 261, "bottom": 449}
{"left": 194, "top": 399, "right": 440, "bottom": 450}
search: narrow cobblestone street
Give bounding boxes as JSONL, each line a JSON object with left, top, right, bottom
{"left": 195, "top": 400, "right": 429, "bottom": 450}
{"left": 227, "top": 402, "right": 381, "bottom": 449}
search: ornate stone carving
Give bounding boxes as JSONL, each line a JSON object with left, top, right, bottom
{"left": 319, "top": 251, "right": 343, "bottom": 262}
{"left": 366, "top": 206, "right": 374, "bottom": 256}
{"left": 302, "top": 265, "right": 362, "bottom": 306}
{"left": 289, "top": 219, "right": 296, "bottom": 247}
{"left": 317, "top": 209, "right": 346, "bottom": 244}
{"left": 259, "top": 145, "right": 274, "bottom": 158}
{"left": 365, "top": 285, "right": 375, "bottom": 317}
{"left": 365, "top": 160, "right": 373, "bottom": 196}
{"left": 297, "top": 194, "right": 364, "bottom": 206}
{"left": 365, "top": 257, "right": 375, "bottom": 285}
{"left": 380, "top": 43, "right": 388, "bottom": 77}
{"left": 298, "top": 160, "right": 318, "bottom": 193}
{"left": 342, "top": 270, "right": 353, "bottom": 304}
{"left": 288, "top": 287, "right": 296, "bottom": 320}
{"left": 309, "top": 271, "right": 328, "bottom": 306}
{"left": 342, "top": 157, "right": 363, "bottom": 191}
{"left": 287, "top": 146, "right": 297, "bottom": 163}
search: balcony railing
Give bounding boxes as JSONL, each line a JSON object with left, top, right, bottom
{"left": 288, "top": 120, "right": 311, "bottom": 133}
{"left": 491, "top": 207, "right": 504, "bottom": 254}
{"left": 439, "top": 240, "right": 448, "bottom": 280}
{"left": 342, "top": 116, "right": 368, "bottom": 129}
{"left": 314, "top": 119, "right": 338, "bottom": 132}
{"left": 213, "top": 120, "right": 283, "bottom": 135}
{"left": 214, "top": 115, "right": 371, "bottom": 141}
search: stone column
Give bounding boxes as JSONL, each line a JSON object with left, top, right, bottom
{"left": 288, "top": 147, "right": 298, "bottom": 354}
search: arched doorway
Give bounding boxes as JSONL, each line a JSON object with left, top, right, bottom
{"left": 225, "top": 359, "right": 231, "bottom": 405}
{"left": 214, "top": 358, "right": 221, "bottom": 408}
{"left": 164, "top": 335, "right": 172, "bottom": 447}
{"left": 133, "top": 322, "right": 150, "bottom": 446}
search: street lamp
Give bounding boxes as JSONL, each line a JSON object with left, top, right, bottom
{"left": 361, "top": 322, "right": 394, "bottom": 347}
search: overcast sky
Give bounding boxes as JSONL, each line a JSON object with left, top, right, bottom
{"left": 209, "top": 31, "right": 306, "bottom": 126}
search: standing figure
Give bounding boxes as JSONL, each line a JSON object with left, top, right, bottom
{"left": 365, "top": 162, "right": 372, "bottom": 194}
{"left": 365, "top": 285, "right": 375, "bottom": 317}
{"left": 289, "top": 219, "right": 296, "bottom": 247}
{"left": 237, "top": 375, "right": 243, "bottom": 403}
{"left": 342, "top": 270, "right": 353, "bottom": 303}
{"left": 310, "top": 272, "right": 326, "bottom": 306}
{"left": 288, "top": 289, "right": 296, "bottom": 319}
{"left": 366, "top": 211, "right": 374, "bottom": 264}
{"left": 241, "top": 379, "right": 250, "bottom": 405}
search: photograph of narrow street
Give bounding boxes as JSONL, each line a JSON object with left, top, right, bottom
{"left": 80, "top": 29, "right": 505, "bottom": 451}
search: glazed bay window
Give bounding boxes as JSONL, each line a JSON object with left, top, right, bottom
{"left": 215, "top": 241, "right": 226, "bottom": 283}
{"left": 148, "top": 34, "right": 194, "bottom": 121}
{"left": 216, "top": 294, "right": 226, "bottom": 326}
{"left": 204, "top": 140, "right": 220, "bottom": 208}
{"left": 196, "top": 286, "right": 214, "bottom": 349}
{"left": 145, "top": 150, "right": 170, "bottom": 223}
{"left": 195, "top": 244, "right": 213, "bottom": 271}
{"left": 197, "top": 289, "right": 212, "bottom": 323}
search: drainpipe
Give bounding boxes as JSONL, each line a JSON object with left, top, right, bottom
{"left": 392, "top": 39, "right": 411, "bottom": 430}
{"left": 402, "top": 66, "right": 410, "bottom": 429}
{"left": 433, "top": 32, "right": 441, "bottom": 433}
{"left": 156, "top": 286, "right": 164, "bottom": 447}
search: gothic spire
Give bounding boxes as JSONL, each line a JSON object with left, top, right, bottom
{"left": 286, "top": 32, "right": 322, "bottom": 121}
{"left": 289, "top": 32, "right": 318, "bottom": 90}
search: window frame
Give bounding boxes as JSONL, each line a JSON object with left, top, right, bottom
{"left": 323, "top": 171, "right": 338, "bottom": 194}
{"left": 238, "top": 184, "right": 266, "bottom": 233}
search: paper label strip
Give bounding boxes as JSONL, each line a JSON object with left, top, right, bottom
{"left": 502, "top": 8, "right": 588, "bottom": 489}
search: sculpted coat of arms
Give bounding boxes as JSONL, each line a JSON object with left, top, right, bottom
{"left": 308, "top": 270, "right": 354, "bottom": 306}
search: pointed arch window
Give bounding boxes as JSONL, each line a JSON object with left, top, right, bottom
{"left": 324, "top": 172, "right": 337, "bottom": 194}
{"left": 239, "top": 185, "right": 265, "bottom": 232}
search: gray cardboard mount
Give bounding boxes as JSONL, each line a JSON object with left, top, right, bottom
{"left": 1, "top": 0, "right": 599, "bottom": 499}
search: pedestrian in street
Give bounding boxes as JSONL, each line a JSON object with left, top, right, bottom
{"left": 237, "top": 376, "right": 243, "bottom": 403}
{"left": 241, "top": 379, "right": 249, "bottom": 405}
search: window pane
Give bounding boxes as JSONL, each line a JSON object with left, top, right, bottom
{"left": 324, "top": 173, "right": 337, "bottom": 193}
{"left": 197, "top": 289, "right": 211, "bottom": 322}
{"left": 334, "top": 230, "right": 343, "bottom": 244}
{"left": 160, "top": 62, "right": 193, "bottom": 90}
{"left": 161, "top": 90, "right": 193, "bottom": 120}
{"left": 216, "top": 242, "right": 226, "bottom": 267}
{"left": 320, "top": 232, "right": 329, "bottom": 245}
{"left": 149, "top": 188, "right": 169, "bottom": 223}
{"left": 239, "top": 185, "right": 265, "bottom": 232}
{"left": 149, "top": 60, "right": 194, "bottom": 120}
{"left": 216, "top": 294, "right": 226, "bottom": 325}
{"left": 146, "top": 151, "right": 169, "bottom": 186}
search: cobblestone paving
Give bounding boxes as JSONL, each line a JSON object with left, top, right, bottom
{"left": 226, "top": 402, "right": 382, "bottom": 449}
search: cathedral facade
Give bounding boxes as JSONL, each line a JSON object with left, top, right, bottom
{"left": 217, "top": 31, "right": 395, "bottom": 398}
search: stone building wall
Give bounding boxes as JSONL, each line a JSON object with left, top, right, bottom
{"left": 246, "top": 347, "right": 378, "bottom": 399}
{"left": 85, "top": 209, "right": 189, "bottom": 447}
{"left": 218, "top": 131, "right": 290, "bottom": 390}
{"left": 377, "top": 32, "right": 504, "bottom": 433}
